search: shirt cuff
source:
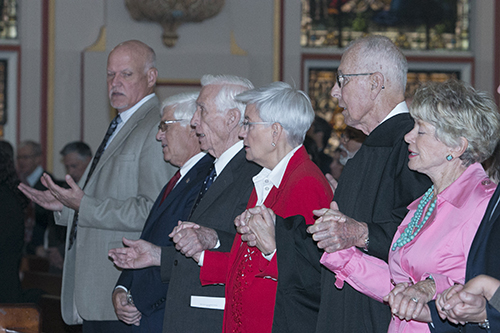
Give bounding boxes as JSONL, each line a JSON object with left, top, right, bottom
{"left": 115, "top": 285, "right": 128, "bottom": 293}
{"left": 262, "top": 249, "right": 276, "bottom": 261}
{"left": 198, "top": 250, "right": 205, "bottom": 266}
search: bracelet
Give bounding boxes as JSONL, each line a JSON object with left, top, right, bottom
{"left": 478, "top": 319, "right": 490, "bottom": 329}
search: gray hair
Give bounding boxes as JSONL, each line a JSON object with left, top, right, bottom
{"left": 60, "top": 141, "right": 92, "bottom": 159}
{"left": 345, "top": 35, "right": 408, "bottom": 93}
{"left": 235, "top": 81, "right": 315, "bottom": 147}
{"left": 201, "top": 74, "right": 254, "bottom": 123}
{"left": 161, "top": 92, "right": 199, "bottom": 127}
{"left": 19, "top": 140, "right": 42, "bottom": 156}
{"left": 410, "top": 80, "right": 500, "bottom": 166}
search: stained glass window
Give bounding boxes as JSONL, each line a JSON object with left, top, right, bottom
{"left": 0, "top": 0, "right": 17, "bottom": 40}
{"left": 301, "top": 0, "right": 469, "bottom": 51}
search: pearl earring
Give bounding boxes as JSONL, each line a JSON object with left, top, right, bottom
{"left": 271, "top": 142, "right": 276, "bottom": 147}
{"left": 446, "top": 155, "right": 453, "bottom": 161}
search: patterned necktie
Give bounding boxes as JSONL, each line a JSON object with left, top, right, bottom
{"left": 160, "top": 170, "right": 181, "bottom": 205}
{"left": 190, "top": 164, "right": 217, "bottom": 216}
{"left": 68, "top": 115, "right": 121, "bottom": 250}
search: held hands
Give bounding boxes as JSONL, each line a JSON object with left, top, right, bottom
{"left": 169, "top": 221, "right": 217, "bottom": 261}
{"left": 435, "top": 275, "right": 497, "bottom": 325}
{"left": 108, "top": 238, "right": 161, "bottom": 269}
{"left": 18, "top": 173, "right": 83, "bottom": 211}
{"left": 112, "top": 289, "right": 141, "bottom": 326}
{"left": 384, "top": 279, "right": 435, "bottom": 322}
{"left": 236, "top": 205, "right": 276, "bottom": 255}
{"left": 308, "top": 201, "right": 368, "bottom": 253}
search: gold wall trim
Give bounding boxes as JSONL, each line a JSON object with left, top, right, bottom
{"left": 273, "top": 0, "right": 281, "bottom": 81}
{"left": 47, "top": 0, "right": 56, "bottom": 171}
{"left": 86, "top": 26, "right": 107, "bottom": 52}
{"left": 230, "top": 31, "right": 247, "bottom": 56}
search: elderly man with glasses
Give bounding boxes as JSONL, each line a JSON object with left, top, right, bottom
{"left": 266, "top": 35, "right": 432, "bottom": 333}
{"left": 109, "top": 74, "right": 262, "bottom": 332}
{"left": 112, "top": 92, "right": 215, "bottom": 331}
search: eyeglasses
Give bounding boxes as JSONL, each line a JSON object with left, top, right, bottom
{"left": 158, "top": 120, "right": 185, "bottom": 132}
{"left": 336, "top": 72, "right": 374, "bottom": 88}
{"left": 241, "top": 119, "right": 273, "bottom": 130}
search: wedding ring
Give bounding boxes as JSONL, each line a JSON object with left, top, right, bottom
{"left": 410, "top": 297, "right": 418, "bottom": 303}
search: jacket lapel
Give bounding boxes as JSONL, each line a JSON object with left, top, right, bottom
{"left": 85, "top": 96, "right": 158, "bottom": 189}
{"left": 190, "top": 149, "right": 245, "bottom": 220}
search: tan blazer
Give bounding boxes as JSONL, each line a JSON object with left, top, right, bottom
{"left": 55, "top": 95, "right": 177, "bottom": 324}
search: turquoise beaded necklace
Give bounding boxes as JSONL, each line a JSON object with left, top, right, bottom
{"left": 392, "top": 185, "right": 437, "bottom": 251}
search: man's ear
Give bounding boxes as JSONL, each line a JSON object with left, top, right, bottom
{"left": 147, "top": 68, "right": 158, "bottom": 88}
{"left": 226, "top": 108, "right": 240, "bottom": 128}
{"left": 369, "top": 72, "right": 384, "bottom": 100}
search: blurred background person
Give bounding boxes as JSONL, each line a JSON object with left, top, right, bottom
{"left": 307, "top": 115, "right": 333, "bottom": 174}
{"left": 303, "top": 134, "right": 321, "bottom": 164}
{"left": 320, "top": 80, "right": 500, "bottom": 332}
{"left": 32, "top": 141, "right": 93, "bottom": 272}
{"left": 60, "top": 141, "right": 92, "bottom": 183}
{"left": 16, "top": 140, "right": 60, "bottom": 256}
{"left": 0, "top": 141, "right": 33, "bottom": 302}
{"left": 329, "top": 147, "right": 344, "bottom": 181}
{"left": 194, "top": 81, "right": 333, "bottom": 332}
{"left": 338, "top": 126, "right": 366, "bottom": 166}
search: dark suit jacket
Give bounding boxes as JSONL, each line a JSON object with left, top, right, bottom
{"left": 273, "top": 214, "right": 323, "bottom": 333}
{"left": 116, "top": 153, "right": 213, "bottom": 332}
{"left": 160, "top": 147, "right": 261, "bottom": 333}
{"left": 429, "top": 185, "right": 500, "bottom": 332}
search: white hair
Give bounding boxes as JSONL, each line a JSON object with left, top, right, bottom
{"left": 235, "top": 82, "right": 315, "bottom": 146}
{"left": 161, "top": 92, "right": 199, "bottom": 127}
{"left": 200, "top": 74, "right": 254, "bottom": 122}
{"left": 345, "top": 35, "right": 408, "bottom": 94}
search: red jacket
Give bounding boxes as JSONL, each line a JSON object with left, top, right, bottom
{"left": 200, "top": 146, "right": 333, "bottom": 332}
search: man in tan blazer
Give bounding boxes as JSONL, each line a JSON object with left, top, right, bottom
{"left": 20, "top": 40, "right": 176, "bottom": 332}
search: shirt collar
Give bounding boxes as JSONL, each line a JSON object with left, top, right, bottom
{"left": 179, "top": 152, "right": 206, "bottom": 180}
{"left": 379, "top": 101, "right": 409, "bottom": 125}
{"left": 26, "top": 165, "right": 44, "bottom": 187}
{"left": 117, "top": 93, "right": 155, "bottom": 125}
{"left": 253, "top": 144, "right": 302, "bottom": 190}
{"left": 252, "top": 145, "right": 301, "bottom": 205}
{"left": 408, "top": 163, "right": 492, "bottom": 210}
{"left": 214, "top": 141, "right": 244, "bottom": 177}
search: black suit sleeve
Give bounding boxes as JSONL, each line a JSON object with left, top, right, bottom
{"left": 273, "top": 215, "right": 323, "bottom": 333}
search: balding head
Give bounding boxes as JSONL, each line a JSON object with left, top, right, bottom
{"left": 107, "top": 40, "right": 158, "bottom": 112}
{"left": 343, "top": 36, "right": 408, "bottom": 95}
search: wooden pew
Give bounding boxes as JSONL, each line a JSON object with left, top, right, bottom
{"left": 0, "top": 304, "right": 41, "bottom": 333}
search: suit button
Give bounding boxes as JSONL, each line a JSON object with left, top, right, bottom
{"left": 174, "top": 260, "right": 178, "bottom": 266}
{"left": 161, "top": 297, "right": 165, "bottom": 301}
